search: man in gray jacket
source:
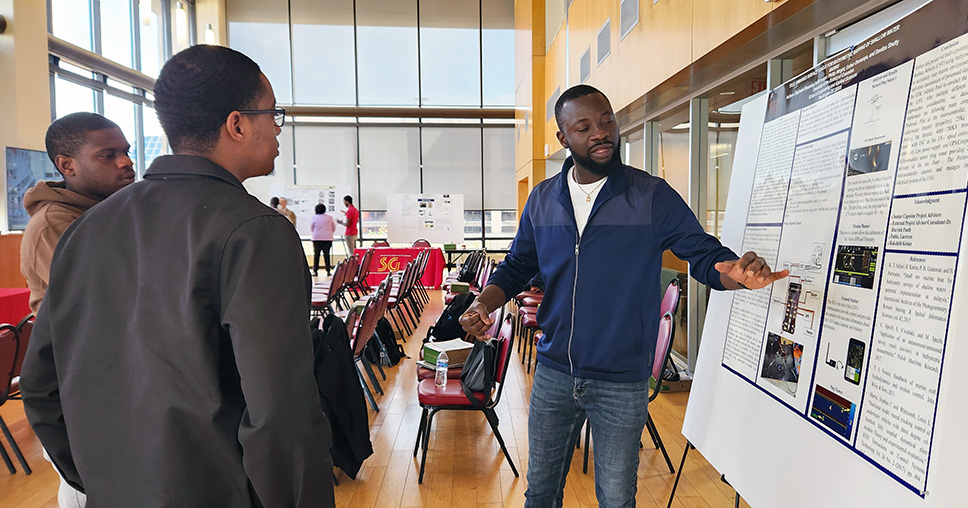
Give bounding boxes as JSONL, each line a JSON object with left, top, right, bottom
{"left": 21, "top": 45, "right": 335, "bottom": 507}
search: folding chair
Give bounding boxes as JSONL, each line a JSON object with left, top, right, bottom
{"left": 0, "top": 323, "right": 30, "bottom": 474}
{"left": 413, "top": 314, "right": 519, "bottom": 483}
{"left": 416, "top": 306, "right": 503, "bottom": 382}
{"left": 372, "top": 240, "right": 389, "bottom": 247}
{"left": 13, "top": 315, "right": 33, "bottom": 383}
{"left": 412, "top": 239, "right": 431, "bottom": 247}
{"left": 350, "top": 298, "right": 384, "bottom": 412}
{"left": 352, "top": 248, "right": 376, "bottom": 293}
{"left": 658, "top": 279, "right": 683, "bottom": 381}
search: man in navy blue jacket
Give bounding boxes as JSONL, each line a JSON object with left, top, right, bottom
{"left": 460, "top": 85, "right": 787, "bottom": 507}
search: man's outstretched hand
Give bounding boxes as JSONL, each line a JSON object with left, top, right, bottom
{"left": 715, "top": 251, "right": 789, "bottom": 290}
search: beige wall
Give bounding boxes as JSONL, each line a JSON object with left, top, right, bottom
{"left": 0, "top": 0, "right": 47, "bottom": 283}
{"left": 514, "top": 0, "right": 546, "bottom": 216}
{"left": 0, "top": 0, "right": 52, "bottom": 233}
{"left": 195, "top": 0, "right": 227, "bottom": 45}
{"left": 522, "top": 0, "right": 793, "bottom": 191}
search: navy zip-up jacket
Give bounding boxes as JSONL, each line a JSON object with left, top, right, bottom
{"left": 489, "top": 158, "right": 739, "bottom": 382}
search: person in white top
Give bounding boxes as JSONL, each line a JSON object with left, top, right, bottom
{"left": 310, "top": 203, "right": 337, "bottom": 276}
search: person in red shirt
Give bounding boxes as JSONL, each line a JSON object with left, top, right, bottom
{"left": 338, "top": 195, "right": 359, "bottom": 253}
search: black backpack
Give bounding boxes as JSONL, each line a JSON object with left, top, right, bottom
{"left": 457, "top": 252, "right": 481, "bottom": 283}
{"left": 460, "top": 338, "right": 500, "bottom": 410}
{"left": 376, "top": 317, "right": 406, "bottom": 365}
{"left": 363, "top": 318, "right": 407, "bottom": 366}
{"left": 425, "top": 292, "right": 476, "bottom": 342}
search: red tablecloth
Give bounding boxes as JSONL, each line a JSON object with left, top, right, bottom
{"left": 0, "top": 288, "right": 31, "bottom": 325}
{"left": 355, "top": 247, "right": 445, "bottom": 290}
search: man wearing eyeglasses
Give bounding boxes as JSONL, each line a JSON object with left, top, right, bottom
{"left": 21, "top": 45, "right": 335, "bottom": 507}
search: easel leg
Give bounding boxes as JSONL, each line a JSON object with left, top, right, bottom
{"left": 721, "top": 474, "right": 741, "bottom": 508}
{"left": 666, "top": 442, "right": 693, "bottom": 508}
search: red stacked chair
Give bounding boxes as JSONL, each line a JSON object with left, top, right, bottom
{"left": 348, "top": 281, "right": 391, "bottom": 412}
{"left": 311, "top": 256, "right": 358, "bottom": 316}
{"left": 412, "top": 314, "right": 519, "bottom": 484}
{"left": 415, "top": 306, "right": 503, "bottom": 382}
{"left": 443, "top": 258, "right": 493, "bottom": 305}
{"left": 442, "top": 250, "right": 484, "bottom": 291}
{"left": 387, "top": 258, "right": 420, "bottom": 337}
{"left": 0, "top": 322, "right": 30, "bottom": 474}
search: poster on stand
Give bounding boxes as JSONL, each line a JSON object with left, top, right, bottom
{"left": 684, "top": 1, "right": 968, "bottom": 506}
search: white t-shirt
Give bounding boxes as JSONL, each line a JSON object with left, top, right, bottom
{"left": 567, "top": 167, "right": 608, "bottom": 236}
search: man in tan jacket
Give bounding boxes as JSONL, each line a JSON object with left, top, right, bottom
{"left": 21, "top": 112, "right": 135, "bottom": 317}
{"left": 20, "top": 113, "right": 134, "bottom": 508}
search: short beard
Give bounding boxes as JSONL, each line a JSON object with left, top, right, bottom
{"left": 572, "top": 146, "right": 622, "bottom": 176}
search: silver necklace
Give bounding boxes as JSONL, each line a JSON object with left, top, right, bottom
{"left": 573, "top": 168, "right": 606, "bottom": 202}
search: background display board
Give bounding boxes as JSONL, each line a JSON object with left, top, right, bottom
{"left": 386, "top": 193, "right": 463, "bottom": 244}
{"left": 5, "top": 147, "right": 60, "bottom": 230}
{"left": 683, "top": 1, "right": 968, "bottom": 506}
{"left": 282, "top": 185, "right": 350, "bottom": 239}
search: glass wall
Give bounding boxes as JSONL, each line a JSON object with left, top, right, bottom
{"left": 357, "top": 0, "right": 420, "bottom": 106}
{"left": 419, "top": 0, "right": 481, "bottom": 106}
{"left": 226, "top": 0, "right": 293, "bottom": 104}
{"left": 227, "top": 0, "right": 514, "bottom": 108}
{"left": 358, "top": 127, "right": 422, "bottom": 204}
{"left": 48, "top": 0, "right": 192, "bottom": 175}
{"left": 226, "top": 0, "right": 517, "bottom": 244}
{"left": 291, "top": 0, "right": 357, "bottom": 106}
{"left": 482, "top": 0, "right": 515, "bottom": 107}
{"left": 279, "top": 123, "right": 515, "bottom": 245}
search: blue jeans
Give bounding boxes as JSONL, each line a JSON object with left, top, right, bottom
{"left": 524, "top": 363, "right": 650, "bottom": 508}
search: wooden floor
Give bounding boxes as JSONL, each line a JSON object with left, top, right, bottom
{"left": 0, "top": 290, "right": 751, "bottom": 508}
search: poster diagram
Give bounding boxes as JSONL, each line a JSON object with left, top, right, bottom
{"left": 5, "top": 147, "right": 61, "bottom": 230}
{"left": 387, "top": 193, "right": 463, "bottom": 244}
{"left": 282, "top": 185, "right": 351, "bottom": 238}
{"left": 719, "top": 2, "right": 968, "bottom": 496}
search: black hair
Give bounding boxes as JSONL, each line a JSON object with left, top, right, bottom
{"left": 270, "top": 197, "right": 279, "bottom": 207}
{"left": 153, "top": 45, "right": 266, "bottom": 154}
{"left": 343, "top": 195, "right": 353, "bottom": 205}
{"left": 315, "top": 203, "right": 326, "bottom": 214}
{"left": 554, "top": 84, "right": 608, "bottom": 129}
{"left": 44, "top": 113, "right": 120, "bottom": 165}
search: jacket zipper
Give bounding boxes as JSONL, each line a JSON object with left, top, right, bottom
{"left": 568, "top": 232, "right": 580, "bottom": 374}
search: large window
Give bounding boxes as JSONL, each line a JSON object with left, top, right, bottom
{"left": 227, "top": 0, "right": 514, "bottom": 109}
{"left": 422, "top": 127, "right": 483, "bottom": 209}
{"left": 100, "top": 0, "right": 134, "bottom": 67}
{"left": 53, "top": 77, "right": 96, "bottom": 118}
{"left": 226, "top": 0, "right": 293, "bottom": 103}
{"left": 50, "top": 0, "right": 93, "bottom": 51}
{"left": 482, "top": 0, "right": 515, "bottom": 106}
{"left": 358, "top": 127, "right": 421, "bottom": 206}
{"left": 48, "top": 0, "right": 195, "bottom": 175}
{"left": 279, "top": 123, "right": 515, "bottom": 243}
{"left": 292, "top": 126, "right": 358, "bottom": 188}
{"left": 356, "top": 0, "right": 420, "bottom": 106}
{"left": 291, "top": 0, "right": 357, "bottom": 106}
{"left": 221, "top": 0, "right": 518, "bottom": 243}
{"left": 419, "top": 0, "right": 481, "bottom": 106}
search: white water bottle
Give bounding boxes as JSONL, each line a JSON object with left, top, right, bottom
{"left": 435, "top": 350, "right": 449, "bottom": 388}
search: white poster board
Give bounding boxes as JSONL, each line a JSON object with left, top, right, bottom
{"left": 282, "top": 185, "right": 351, "bottom": 238}
{"left": 386, "top": 193, "right": 464, "bottom": 244}
{"left": 683, "top": 1, "right": 968, "bottom": 506}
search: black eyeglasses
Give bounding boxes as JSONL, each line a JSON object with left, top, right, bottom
{"left": 238, "top": 108, "right": 286, "bottom": 127}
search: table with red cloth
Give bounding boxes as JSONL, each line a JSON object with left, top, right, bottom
{"left": 0, "top": 288, "right": 31, "bottom": 325}
{"left": 354, "top": 247, "right": 445, "bottom": 289}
